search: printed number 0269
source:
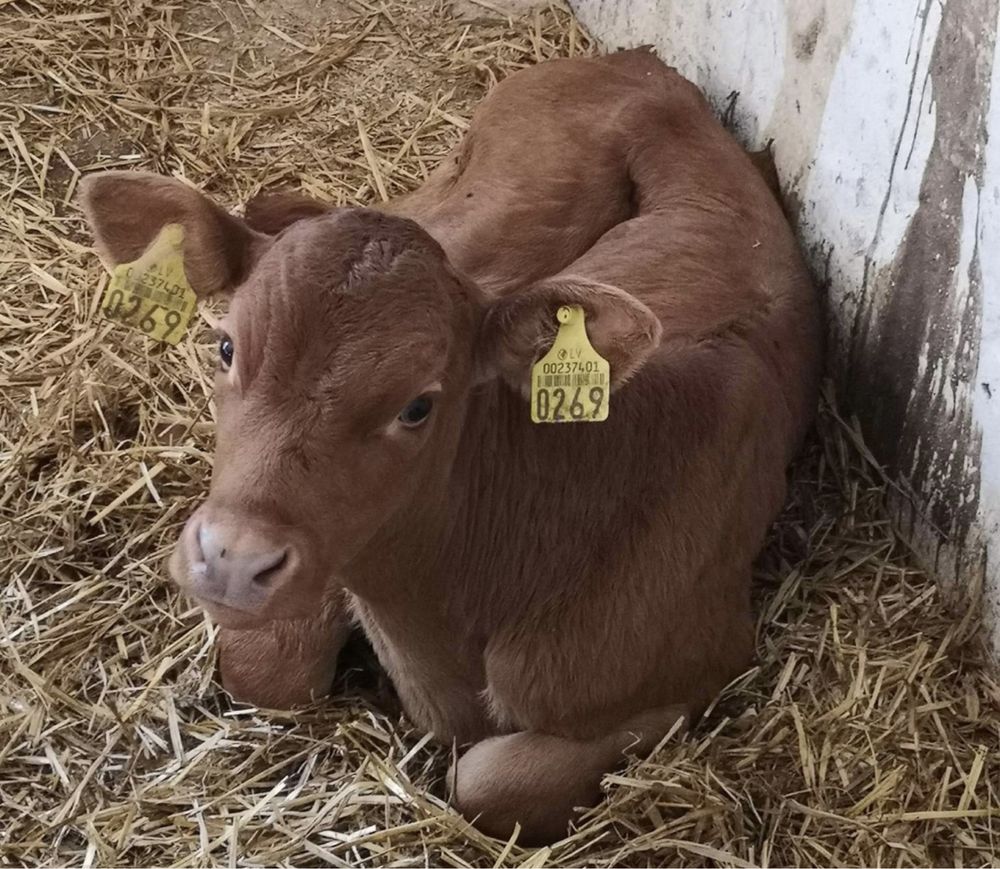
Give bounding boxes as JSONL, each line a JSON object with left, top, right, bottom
{"left": 535, "top": 385, "right": 605, "bottom": 421}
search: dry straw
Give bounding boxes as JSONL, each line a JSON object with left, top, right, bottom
{"left": 2, "top": 0, "right": 998, "bottom": 866}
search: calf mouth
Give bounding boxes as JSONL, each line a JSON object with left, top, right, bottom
{"left": 192, "top": 594, "right": 271, "bottom": 630}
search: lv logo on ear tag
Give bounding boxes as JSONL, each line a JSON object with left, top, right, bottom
{"left": 530, "top": 305, "right": 610, "bottom": 423}
{"left": 100, "top": 223, "right": 198, "bottom": 345}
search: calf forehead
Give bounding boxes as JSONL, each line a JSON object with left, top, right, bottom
{"left": 277, "top": 209, "right": 433, "bottom": 280}
{"left": 272, "top": 208, "right": 446, "bottom": 286}
{"left": 248, "top": 208, "right": 456, "bottom": 329}
{"left": 231, "top": 209, "right": 460, "bottom": 384}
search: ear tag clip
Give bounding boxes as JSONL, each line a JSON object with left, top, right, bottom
{"left": 100, "top": 223, "right": 198, "bottom": 345}
{"left": 530, "top": 305, "right": 610, "bottom": 423}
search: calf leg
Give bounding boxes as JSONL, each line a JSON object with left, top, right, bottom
{"left": 218, "top": 595, "right": 351, "bottom": 708}
{"left": 450, "top": 705, "right": 687, "bottom": 844}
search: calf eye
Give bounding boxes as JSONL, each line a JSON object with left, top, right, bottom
{"left": 219, "top": 335, "right": 234, "bottom": 368}
{"left": 398, "top": 395, "right": 434, "bottom": 427}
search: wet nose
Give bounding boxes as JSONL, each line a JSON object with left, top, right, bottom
{"left": 186, "top": 520, "right": 294, "bottom": 613}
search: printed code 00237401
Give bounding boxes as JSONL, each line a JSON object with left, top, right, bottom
{"left": 130, "top": 280, "right": 193, "bottom": 312}
{"left": 536, "top": 373, "right": 608, "bottom": 388}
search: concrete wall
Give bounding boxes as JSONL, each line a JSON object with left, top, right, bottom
{"left": 570, "top": 0, "right": 1000, "bottom": 650}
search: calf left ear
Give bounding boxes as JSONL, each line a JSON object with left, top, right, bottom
{"left": 479, "top": 276, "right": 662, "bottom": 394}
{"left": 79, "top": 171, "right": 265, "bottom": 297}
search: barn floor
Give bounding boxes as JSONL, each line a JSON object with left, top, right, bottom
{"left": 2, "top": 1, "right": 999, "bottom": 866}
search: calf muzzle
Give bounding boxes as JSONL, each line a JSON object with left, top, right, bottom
{"left": 170, "top": 507, "right": 311, "bottom": 627}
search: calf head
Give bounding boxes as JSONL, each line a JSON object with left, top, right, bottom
{"left": 81, "top": 172, "right": 661, "bottom": 629}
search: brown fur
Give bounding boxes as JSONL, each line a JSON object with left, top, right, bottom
{"left": 80, "top": 50, "right": 822, "bottom": 842}
{"left": 216, "top": 588, "right": 350, "bottom": 708}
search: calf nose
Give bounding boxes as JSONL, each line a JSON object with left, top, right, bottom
{"left": 187, "top": 520, "right": 294, "bottom": 612}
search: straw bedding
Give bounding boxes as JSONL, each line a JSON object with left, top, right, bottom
{"left": 2, "top": 1, "right": 999, "bottom": 866}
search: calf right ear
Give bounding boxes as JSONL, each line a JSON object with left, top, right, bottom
{"left": 478, "top": 275, "right": 662, "bottom": 395}
{"left": 243, "top": 189, "right": 332, "bottom": 235}
{"left": 79, "top": 171, "right": 266, "bottom": 297}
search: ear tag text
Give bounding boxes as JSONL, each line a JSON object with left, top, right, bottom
{"left": 530, "top": 305, "right": 610, "bottom": 423}
{"left": 100, "top": 223, "right": 198, "bottom": 345}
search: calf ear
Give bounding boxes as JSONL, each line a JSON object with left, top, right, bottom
{"left": 479, "top": 276, "right": 662, "bottom": 394}
{"left": 79, "top": 171, "right": 265, "bottom": 297}
{"left": 243, "top": 189, "right": 332, "bottom": 235}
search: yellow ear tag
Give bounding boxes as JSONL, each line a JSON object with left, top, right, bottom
{"left": 100, "top": 223, "right": 198, "bottom": 345}
{"left": 530, "top": 305, "right": 610, "bottom": 423}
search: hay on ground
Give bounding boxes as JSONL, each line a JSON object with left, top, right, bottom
{"left": 1, "top": 0, "right": 998, "bottom": 866}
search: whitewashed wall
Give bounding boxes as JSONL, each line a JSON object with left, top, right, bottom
{"left": 569, "top": 0, "right": 1000, "bottom": 651}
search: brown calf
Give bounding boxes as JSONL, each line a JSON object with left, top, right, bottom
{"left": 82, "top": 50, "right": 821, "bottom": 842}
{"left": 87, "top": 50, "right": 664, "bottom": 707}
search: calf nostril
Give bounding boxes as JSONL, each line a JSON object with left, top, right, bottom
{"left": 252, "top": 549, "right": 289, "bottom": 586}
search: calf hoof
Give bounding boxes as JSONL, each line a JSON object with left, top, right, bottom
{"left": 450, "top": 732, "right": 606, "bottom": 845}
{"left": 449, "top": 707, "right": 689, "bottom": 843}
